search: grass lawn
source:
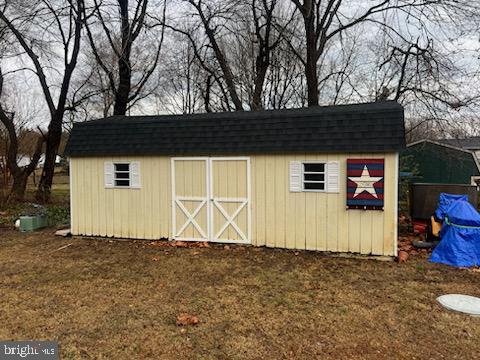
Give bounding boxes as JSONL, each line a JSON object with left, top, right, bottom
{"left": 1, "top": 229, "right": 479, "bottom": 359}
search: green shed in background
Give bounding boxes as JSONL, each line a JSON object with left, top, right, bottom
{"left": 402, "top": 140, "right": 480, "bottom": 185}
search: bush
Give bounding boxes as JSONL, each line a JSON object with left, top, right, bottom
{"left": 46, "top": 205, "right": 70, "bottom": 227}
{"left": 0, "top": 202, "right": 69, "bottom": 228}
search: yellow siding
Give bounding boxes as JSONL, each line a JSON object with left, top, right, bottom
{"left": 70, "top": 152, "right": 398, "bottom": 256}
{"left": 71, "top": 156, "right": 172, "bottom": 240}
{"left": 249, "top": 153, "right": 398, "bottom": 256}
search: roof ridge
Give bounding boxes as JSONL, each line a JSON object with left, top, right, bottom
{"left": 78, "top": 101, "right": 401, "bottom": 125}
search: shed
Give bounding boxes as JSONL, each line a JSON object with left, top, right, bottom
{"left": 65, "top": 101, "right": 405, "bottom": 256}
{"left": 402, "top": 140, "right": 480, "bottom": 184}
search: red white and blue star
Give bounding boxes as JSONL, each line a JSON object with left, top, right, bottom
{"left": 347, "top": 159, "right": 384, "bottom": 209}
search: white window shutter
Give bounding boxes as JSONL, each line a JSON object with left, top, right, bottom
{"left": 326, "top": 161, "right": 340, "bottom": 193}
{"left": 104, "top": 162, "right": 114, "bottom": 188}
{"left": 130, "top": 161, "right": 141, "bottom": 188}
{"left": 289, "top": 161, "right": 302, "bottom": 192}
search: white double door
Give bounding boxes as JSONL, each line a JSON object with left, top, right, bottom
{"left": 172, "top": 157, "right": 251, "bottom": 244}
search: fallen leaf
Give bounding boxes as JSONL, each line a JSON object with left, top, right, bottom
{"left": 176, "top": 313, "right": 199, "bottom": 326}
{"left": 173, "top": 241, "right": 188, "bottom": 247}
{"left": 398, "top": 251, "right": 408, "bottom": 263}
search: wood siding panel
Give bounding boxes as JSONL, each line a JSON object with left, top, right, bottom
{"left": 337, "top": 156, "right": 349, "bottom": 252}
{"left": 294, "top": 154, "right": 306, "bottom": 250}
{"left": 255, "top": 156, "right": 266, "bottom": 246}
{"left": 265, "top": 157, "right": 275, "bottom": 247}
{"left": 284, "top": 156, "right": 296, "bottom": 249}
{"left": 274, "top": 156, "right": 286, "bottom": 248}
{"left": 326, "top": 154, "right": 339, "bottom": 252}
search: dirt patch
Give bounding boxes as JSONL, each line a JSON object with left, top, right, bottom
{"left": 0, "top": 228, "right": 479, "bottom": 359}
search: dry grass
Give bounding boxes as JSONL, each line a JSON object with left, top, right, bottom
{"left": 1, "top": 229, "right": 479, "bottom": 359}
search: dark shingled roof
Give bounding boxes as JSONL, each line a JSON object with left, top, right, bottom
{"left": 437, "top": 137, "right": 480, "bottom": 151}
{"left": 64, "top": 101, "right": 405, "bottom": 156}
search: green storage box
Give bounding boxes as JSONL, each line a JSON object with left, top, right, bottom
{"left": 19, "top": 215, "right": 48, "bottom": 232}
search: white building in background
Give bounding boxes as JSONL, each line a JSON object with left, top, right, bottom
{"left": 37, "top": 155, "right": 62, "bottom": 168}
{"left": 0, "top": 154, "right": 61, "bottom": 169}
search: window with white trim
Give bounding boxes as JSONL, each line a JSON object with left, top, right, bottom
{"left": 114, "top": 163, "right": 131, "bottom": 187}
{"left": 104, "top": 161, "right": 141, "bottom": 189}
{"left": 302, "top": 162, "right": 325, "bottom": 191}
{"left": 289, "top": 160, "right": 339, "bottom": 193}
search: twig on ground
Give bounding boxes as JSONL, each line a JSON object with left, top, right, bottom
{"left": 49, "top": 243, "right": 73, "bottom": 254}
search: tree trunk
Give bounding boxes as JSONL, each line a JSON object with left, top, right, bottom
{"left": 203, "top": 75, "right": 212, "bottom": 113}
{"left": 113, "top": 56, "right": 131, "bottom": 115}
{"left": 304, "top": 9, "right": 319, "bottom": 107}
{"left": 7, "top": 171, "right": 29, "bottom": 203}
{"left": 35, "top": 112, "right": 62, "bottom": 202}
{"left": 113, "top": 0, "right": 132, "bottom": 115}
{"left": 305, "top": 54, "right": 319, "bottom": 107}
{"left": 251, "top": 55, "right": 268, "bottom": 111}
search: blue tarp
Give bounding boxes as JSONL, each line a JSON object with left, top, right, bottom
{"left": 430, "top": 198, "right": 480, "bottom": 267}
{"left": 434, "top": 193, "right": 468, "bottom": 221}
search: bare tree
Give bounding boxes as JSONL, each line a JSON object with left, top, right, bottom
{"left": 0, "top": 0, "right": 84, "bottom": 202}
{"left": 264, "top": 36, "right": 306, "bottom": 109}
{"left": 239, "top": 0, "right": 290, "bottom": 110}
{"left": 157, "top": 37, "right": 206, "bottom": 114}
{"left": 181, "top": 0, "right": 245, "bottom": 110}
{"left": 288, "top": 0, "right": 480, "bottom": 107}
{"left": 361, "top": 6, "right": 480, "bottom": 140}
{"left": 166, "top": 0, "right": 293, "bottom": 111}
{"left": 0, "top": 67, "right": 43, "bottom": 202}
{"left": 84, "top": 0, "right": 167, "bottom": 116}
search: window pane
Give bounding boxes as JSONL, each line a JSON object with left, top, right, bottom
{"left": 115, "top": 172, "right": 130, "bottom": 179}
{"left": 304, "top": 163, "right": 324, "bottom": 172}
{"left": 304, "top": 182, "right": 325, "bottom": 190}
{"left": 115, "top": 163, "right": 129, "bottom": 172}
{"left": 115, "top": 179, "right": 130, "bottom": 187}
{"left": 304, "top": 173, "right": 324, "bottom": 181}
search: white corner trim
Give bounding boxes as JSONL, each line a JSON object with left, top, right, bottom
{"left": 393, "top": 153, "right": 399, "bottom": 257}
{"left": 69, "top": 157, "right": 74, "bottom": 234}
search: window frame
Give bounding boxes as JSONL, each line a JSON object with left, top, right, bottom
{"left": 113, "top": 162, "right": 132, "bottom": 188}
{"left": 301, "top": 161, "right": 326, "bottom": 192}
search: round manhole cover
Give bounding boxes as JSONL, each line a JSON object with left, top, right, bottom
{"left": 437, "top": 294, "right": 480, "bottom": 316}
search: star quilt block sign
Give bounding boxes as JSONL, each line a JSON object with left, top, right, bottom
{"left": 347, "top": 159, "right": 384, "bottom": 210}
